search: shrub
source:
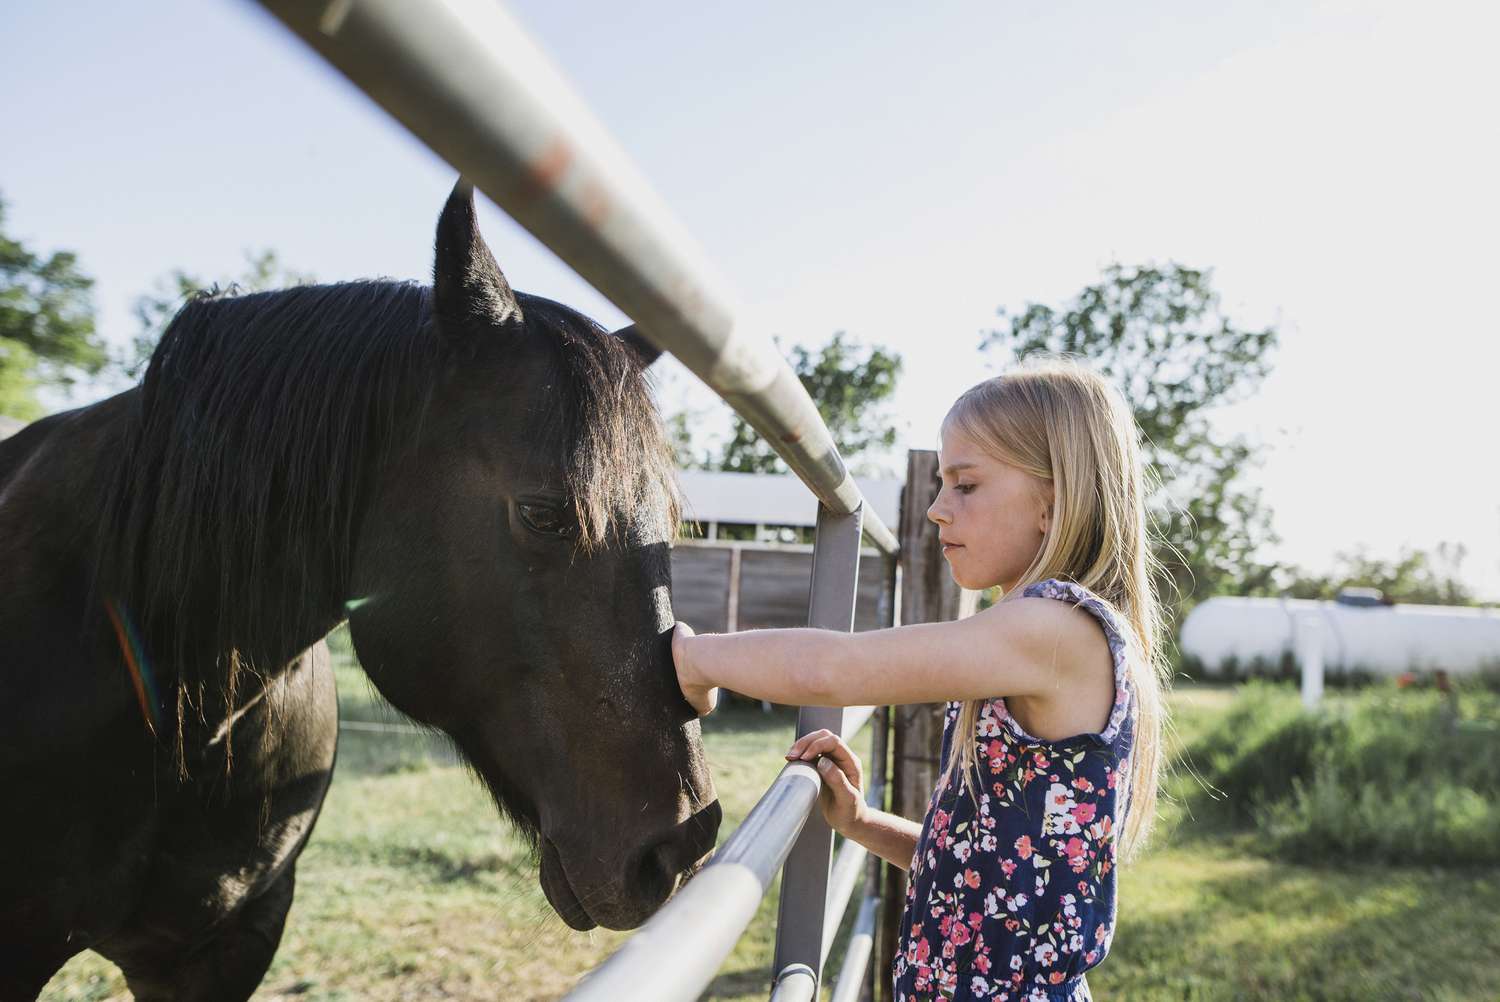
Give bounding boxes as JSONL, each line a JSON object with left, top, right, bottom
{"left": 1179, "top": 682, "right": 1500, "bottom": 865}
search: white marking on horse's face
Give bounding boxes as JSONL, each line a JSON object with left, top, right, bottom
{"left": 649, "top": 584, "right": 673, "bottom": 635}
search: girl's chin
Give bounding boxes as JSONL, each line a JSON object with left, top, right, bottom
{"left": 948, "top": 567, "right": 982, "bottom": 591}
{"left": 948, "top": 563, "right": 1001, "bottom": 592}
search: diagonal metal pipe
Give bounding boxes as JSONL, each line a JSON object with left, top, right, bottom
{"left": 253, "top": 0, "right": 898, "bottom": 554}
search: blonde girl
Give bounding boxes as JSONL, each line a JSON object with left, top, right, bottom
{"left": 672, "top": 356, "right": 1169, "bottom": 1002}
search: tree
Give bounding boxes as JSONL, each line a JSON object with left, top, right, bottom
{"left": 981, "top": 263, "right": 1279, "bottom": 611}
{"left": 124, "top": 249, "right": 313, "bottom": 379}
{"left": 678, "top": 331, "right": 903, "bottom": 475}
{"left": 1275, "top": 542, "right": 1481, "bottom": 607}
{"left": 0, "top": 193, "right": 106, "bottom": 419}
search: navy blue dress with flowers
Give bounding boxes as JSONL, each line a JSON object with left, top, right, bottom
{"left": 892, "top": 579, "right": 1136, "bottom": 1002}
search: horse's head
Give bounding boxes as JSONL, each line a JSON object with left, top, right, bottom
{"left": 347, "top": 183, "right": 719, "bottom": 930}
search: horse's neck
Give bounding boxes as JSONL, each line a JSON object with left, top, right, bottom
{"left": 100, "top": 386, "right": 355, "bottom": 734}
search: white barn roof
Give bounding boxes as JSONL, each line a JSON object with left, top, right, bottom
{"left": 676, "top": 469, "right": 902, "bottom": 529}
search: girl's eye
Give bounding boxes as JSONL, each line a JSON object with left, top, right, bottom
{"left": 955, "top": 483, "right": 977, "bottom": 495}
{"left": 518, "top": 503, "right": 574, "bottom": 537}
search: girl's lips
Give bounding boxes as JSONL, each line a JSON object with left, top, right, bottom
{"left": 941, "top": 543, "right": 963, "bottom": 554}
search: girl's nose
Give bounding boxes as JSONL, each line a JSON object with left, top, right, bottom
{"left": 927, "top": 497, "right": 950, "bottom": 526}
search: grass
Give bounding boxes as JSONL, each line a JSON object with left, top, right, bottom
{"left": 42, "top": 653, "right": 1500, "bottom": 1001}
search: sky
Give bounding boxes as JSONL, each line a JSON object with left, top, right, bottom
{"left": 5, "top": 0, "right": 1498, "bottom": 599}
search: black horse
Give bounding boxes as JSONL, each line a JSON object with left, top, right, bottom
{"left": 0, "top": 183, "right": 721, "bottom": 1000}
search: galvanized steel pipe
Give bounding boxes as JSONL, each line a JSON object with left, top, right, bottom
{"left": 562, "top": 761, "right": 822, "bottom": 1001}
{"left": 829, "top": 896, "right": 880, "bottom": 1002}
{"left": 254, "top": 0, "right": 898, "bottom": 554}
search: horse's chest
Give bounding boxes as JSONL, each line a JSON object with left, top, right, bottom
{"left": 139, "top": 644, "right": 340, "bottom": 933}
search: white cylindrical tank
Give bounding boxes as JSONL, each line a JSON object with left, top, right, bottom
{"left": 1178, "top": 591, "right": 1500, "bottom": 677}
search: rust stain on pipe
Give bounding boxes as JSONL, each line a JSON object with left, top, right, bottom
{"left": 522, "top": 136, "right": 572, "bottom": 201}
{"left": 579, "top": 179, "right": 612, "bottom": 229}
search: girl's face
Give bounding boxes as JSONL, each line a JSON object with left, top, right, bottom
{"left": 927, "top": 423, "right": 1053, "bottom": 593}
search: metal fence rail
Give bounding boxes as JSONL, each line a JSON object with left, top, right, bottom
{"left": 255, "top": 0, "right": 896, "bottom": 557}
{"left": 253, "top": 1, "right": 898, "bottom": 998}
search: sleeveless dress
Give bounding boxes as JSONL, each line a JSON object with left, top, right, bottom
{"left": 892, "top": 579, "right": 1137, "bottom": 1002}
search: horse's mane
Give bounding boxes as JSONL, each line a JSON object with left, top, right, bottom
{"left": 517, "top": 293, "right": 682, "bottom": 550}
{"left": 97, "top": 280, "right": 677, "bottom": 761}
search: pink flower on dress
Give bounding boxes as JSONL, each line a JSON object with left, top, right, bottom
{"left": 1014, "top": 835, "right": 1033, "bottom": 859}
{"left": 1064, "top": 837, "right": 1089, "bottom": 872}
{"left": 1071, "top": 802, "right": 1097, "bottom": 826}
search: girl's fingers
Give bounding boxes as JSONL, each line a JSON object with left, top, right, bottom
{"left": 784, "top": 728, "right": 836, "bottom": 760}
{"left": 786, "top": 728, "right": 834, "bottom": 750}
{"left": 785, "top": 733, "right": 862, "bottom": 787}
{"left": 785, "top": 733, "right": 837, "bottom": 763}
{"left": 816, "top": 757, "right": 860, "bottom": 798}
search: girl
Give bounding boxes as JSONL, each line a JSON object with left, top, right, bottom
{"left": 672, "top": 356, "right": 1169, "bottom": 1002}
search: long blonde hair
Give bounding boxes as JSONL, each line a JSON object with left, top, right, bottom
{"left": 937, "top": 355, "right": 1170, "bottom": 862}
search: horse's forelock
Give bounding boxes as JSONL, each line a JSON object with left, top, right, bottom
{"left": 518, "top": 295, "right": 680, "bottom": 551}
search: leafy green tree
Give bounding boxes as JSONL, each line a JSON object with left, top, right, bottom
{"left": 0, "top": 193, "right": 106, "bottom": 419}
{"left": 124, "top": 249, "right": 313, "bottom": 379}
{"left": 1275, "top": 542, "right": 1481, "bottom": 607}
{"left": 681, "top": 331, "right": 902, "bottom": 475}
{"left": 981, "top": 263, "right": 1279, "bottom": 611}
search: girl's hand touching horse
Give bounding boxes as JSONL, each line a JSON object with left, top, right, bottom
{"left": 672, "top": 622, "right": 718, "bottom": 717}
{"left": 786, "top": 729, "right": 867, "bottom": 835}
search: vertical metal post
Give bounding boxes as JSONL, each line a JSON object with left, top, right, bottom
{"left": 860, "top": 554, "right": 897, "bottom": 1002}
{"left": 772, "top": 502, "right": 864, "bottom": 996}
{"left": 727, "top": 545, "right": 743, "bottom": 632}
{"left": 1298, "top": 612, "right": 1324, "bottom": 709}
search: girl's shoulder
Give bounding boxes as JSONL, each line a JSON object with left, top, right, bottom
{"left": 1004, "top": 577, "right": 1135, "bottom": 745}
{"left": 1019, "top": 578, "right": 1132, "bottom": 651}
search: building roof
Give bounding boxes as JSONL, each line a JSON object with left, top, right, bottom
{"left": 677, "top": 469, "right": 902, "bottom": 528}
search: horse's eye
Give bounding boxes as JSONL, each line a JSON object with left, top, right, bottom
{"left": 518, "top": 503, "right": 573, "bottom": 537}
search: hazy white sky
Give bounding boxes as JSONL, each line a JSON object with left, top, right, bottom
{"left": 5, "top": 0, "right": 1497, "bottom": 598}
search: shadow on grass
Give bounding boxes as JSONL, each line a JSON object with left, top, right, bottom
{"left": 1096, "top": 854, "right": 1500, "bottom": 1001}
{"left": 384, "top": 844, "right": 531, "bottom": 883}
{"left": 703, "top": 966, "right": 774, "bottom": 1000}
{"left": 701, "top": 699, "right": 800, "bottom": 737}
{"left": 333, "top": 728, "right": 458, "bottom": 777}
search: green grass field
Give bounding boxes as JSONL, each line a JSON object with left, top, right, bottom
{"left": 42, "top": 653, "right": 1500, "bottom": 1001}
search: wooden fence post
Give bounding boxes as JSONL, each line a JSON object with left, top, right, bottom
{"left": 872, "top": 449, "right": 976, "bottom": 1002}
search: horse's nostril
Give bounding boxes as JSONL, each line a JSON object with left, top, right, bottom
{"left": 631, "top": 800, "right": 725, "bottom": 905}
{"left": 631, "top": 838, "right": 678, "bottom": 903}
{"left": 693, "top": 799, "right": 724, "bottom": 857}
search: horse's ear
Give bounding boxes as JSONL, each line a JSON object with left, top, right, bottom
{"left": 434, "top": 179, "right": 522, "bottom": 325}
{"left": 614, "top": 324, "right": 663, "bottom": 368}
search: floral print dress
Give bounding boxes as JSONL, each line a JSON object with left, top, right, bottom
{"left": 893, "top": 579, "right": 1136, "bottom": 1002}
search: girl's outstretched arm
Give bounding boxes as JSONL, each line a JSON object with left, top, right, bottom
{"left": 674, "top": 595, "right": 1104, "bottom": 712}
